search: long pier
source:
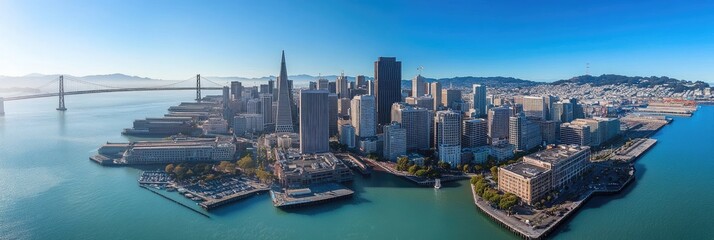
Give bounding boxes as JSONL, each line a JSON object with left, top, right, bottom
{"left": 199, "top": 187, "right": 270, "bottom": 210}
{"left": 140, "top": 185, "right": 210, "bottom": 218}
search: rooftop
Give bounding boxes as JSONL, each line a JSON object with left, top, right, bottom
{"left": 525, "top": 144, "right": 590, "bottom": 164}
{"left": 501, "top": 162, "right": 549, "bottom": 178}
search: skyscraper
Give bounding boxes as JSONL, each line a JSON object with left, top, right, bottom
{"left": 488, "top": 106, "right": 511, "bottom": 142}
{"left": 391, "top": 102, "right": 431, "bottom": 151}
{"left": 275, "top": 51, "right": 295, "bottom": 133}
{"left": 523, "top": 96, "right": 547, "bottom": 120}
{"left": 472, "top": 84, "right": 487, "bottom": 117}
{"left": 351, "top": 95, "right": 376, "bottom": 138}
{"left": 337, "top": 97, "right": 351, "bottom": 117}
{"left": 356, "top": 75, "right": 366, "bottom": 88}
{"left": 441, "top": 88, "right": 462, "bottom": 109}
{"left": 435, "top": 110, "right": 462, "bottom": 167}
{"left": 318, "top": 78, "right": 330, "bottom": 91}
{"left": 509, "top": 113, "right": 542, "bottom": 152}
{"left": 328, "top": 93, "right": 338, "bottom": 136}
{"left": 299, "top": 90, "right": 330, "bottom": 154}
{"left": 462, "top": 118, "right": 488, "bottom": 148}
{"left": 412, "top": 74, "right": 426, "bottom": 97}
{"left": 429, "top": 82, "right": 442, "bottom": 110}
{"left": 230, "top": 81, "right": 243, "bottom": 100}
{"left": 260, "top": 93, "right": 274, "bottom": 132}
{"left": 374, "top": 57, "right": 402, "bottom": 127}
{"left": 336, "top": 73, "right": 349, "bottom": 99}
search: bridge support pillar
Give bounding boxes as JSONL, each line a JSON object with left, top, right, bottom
{"left": 0, "top": 97, "right": 5, "bottom": 115}
{"left": 57, "top": 75, "right": 67, "bottom": 111}
{"left": 196, "top": 74, "right": 202, "bottom": 103}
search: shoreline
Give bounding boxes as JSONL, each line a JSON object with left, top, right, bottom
{"left": 471, "top": 173, "right": 635, "bottom": 239}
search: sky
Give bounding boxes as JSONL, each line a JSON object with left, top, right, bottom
{"left": 1, "top": 0, "right": 713, "bottom": 82}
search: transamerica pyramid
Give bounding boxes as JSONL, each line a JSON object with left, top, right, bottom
{"left": 274, "top": 51, "right": 294, "bottom": 133}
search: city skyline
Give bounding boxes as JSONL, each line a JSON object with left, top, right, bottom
{"left": 2, "top": 0, "right": 714, "bottom": 82}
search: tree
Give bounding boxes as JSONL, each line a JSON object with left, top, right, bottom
{"left": 499, "top": 193, "right": 519, "bottom": 211}
{"left": 490, "top": 166, "right": 499, "bottom": 180}
{"left": 438, "top": 161, "right": 451, "bottom": 170}
{"left": 165, "top": 164, "right": 175, "bottom": 173}
{"left": 474, "top": 164, "right": 483, "bottom": 172}
{"left": 255, "top": 169, "right": 274, "bottom": 183}
{"left": 462, "top": 164, "right": 470, "bottom": 173}
{"left": 396, "top": 156, "right": 410, "bottom": 171}
{"left": 237, "top": 155, "right": 256, "bottom": 169}
{"left": 408, "top": 165, "right": 419, "bottom": 175}
{"left": 415, "top": 169, "right": 428, "bottom": 177}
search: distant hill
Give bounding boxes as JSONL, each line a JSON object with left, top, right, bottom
{"left": 401, "top": 76, "right": 540, "bottom": 89}
{"left": 552, "top": 74, "right": 710, "bottom": 93}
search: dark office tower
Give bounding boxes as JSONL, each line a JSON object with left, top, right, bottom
{"left": 230, "top": 81, "right": 243, "bottom": 100}
{"left": 260, "top": 84, "right": 270, "bottom": 94}
{"left": 275, "top": 51, "right": 295, "bottom": 133}
{"left": 300, "top": 90, "right": 330, "bottom": 154}
{"left": 329, "top": 81, "right": 336, "bottom": 94}
{"left": 268, "top": 79, "right": 274, "bottom": 94}
{"left": 318, "top": 78, "right": 330, "bottom": 91}
{"left": 374, "top": 57, "right": 402, "bottom": 127}
{"left": 309, "top": 81, "right": 317, "bottom": 90}
{"left": 356, "top": 75, "right": 366, "bottom": 88}
{"left": 328, "top": 93, "right": 338, "bottom": 136}
{"left": 260, "top": 94, "right": 274, "bottom": 132}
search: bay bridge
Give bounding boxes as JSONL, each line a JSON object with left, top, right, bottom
{"left": 0, "top": 74, "right": 228, "bottom": 115}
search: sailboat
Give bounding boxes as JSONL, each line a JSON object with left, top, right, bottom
{"left": 434, "top": 178, "right": 442, "bottom": 189}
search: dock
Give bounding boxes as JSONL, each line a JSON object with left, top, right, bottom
{"left": 336, "top": 153, "right": 372, "bottom": 175}
{"left": 611, "top": 138, "right": 657, "bottom": 162}
{"left": 199, "top": 187, "right": 270, "bottom": 210}
{"left": 140, "top": 185, "right": 210, "bottom": 218}
{"left": 271, "top": 183, "right": 354, "bottom": 208}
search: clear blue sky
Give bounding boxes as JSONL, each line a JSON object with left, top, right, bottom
{"left": 1, "top": 0, "right": 713, "bottom": 82}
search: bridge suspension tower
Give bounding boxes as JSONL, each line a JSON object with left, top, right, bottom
{"left": 196, "top": 74, "right": 202, "bottom": 103}
{"left": 57, "top": 75, "right": 67, "bottom": 111}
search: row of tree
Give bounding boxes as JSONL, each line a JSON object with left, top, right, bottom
{"left": 471, "top": 175, "right": 519, "bottom": 212}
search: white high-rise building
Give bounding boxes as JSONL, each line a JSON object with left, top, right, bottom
{"left": 412, "top": 74, "right": 426, "bottom": 97}
{"left": 383, "top": 122, "right": 406, "bottom": 161}
{"left": 523, "top": 96, "right": 547, "bottom": 120}
{"left": 435, "top": 110, "right": 462, "bottom": 167}
{"left": 472, "top": 84, "right": 487, "bottom": 117}
{"left": 351, "top": 95, "right": 376, "bottom": 138}
{"left": 336, "top": 73, "right": 349, "bottom": 99}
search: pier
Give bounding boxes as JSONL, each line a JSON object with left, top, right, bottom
{"left": 140, "top": 185, "right": 210, "bottom": 218}
{"left": 362, "top": 156, "right": 469, "bottom": 186}
{"left": 271, "top": 183, "right": 354, "bottom": 208}
{"left": 199, "top": 187, "right": 270, "bottom": 210}
{"left": 611, "top": 138, "right": 658, "bottom": 162}
{"left": 336, "top": 153, "right": 372, "bottom": 175}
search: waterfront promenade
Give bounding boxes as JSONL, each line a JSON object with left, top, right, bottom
{"left": 471, "top": 169, "right": 635, "bottom": 239}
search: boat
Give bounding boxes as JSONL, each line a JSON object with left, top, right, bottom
{"left": 434, "top": 178, "right": 442, "bottom": 189}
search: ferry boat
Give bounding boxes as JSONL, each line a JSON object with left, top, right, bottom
{"left": 434, "top": 178, "right": 442, "bottom": 189}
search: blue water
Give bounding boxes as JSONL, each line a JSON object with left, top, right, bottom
{"left": 0, "top": 91, "right": 712, "bottom": 239}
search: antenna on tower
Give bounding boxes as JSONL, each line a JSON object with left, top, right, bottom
{"left": 586, "top": 62, "right": 590, "bottom": 76}
{"left": 417, "top": 66, "right": 424, "bottom": 75}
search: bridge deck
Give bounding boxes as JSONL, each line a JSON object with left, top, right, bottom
{"left": 2, "top": 87, "right": 223, "bottom": 101}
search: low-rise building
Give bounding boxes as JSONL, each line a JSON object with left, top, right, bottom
{"left": 273, "top": 149, "right": 354, "bottom": 187}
